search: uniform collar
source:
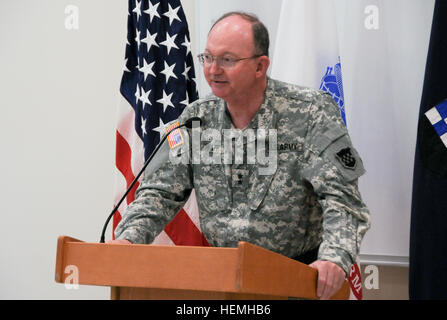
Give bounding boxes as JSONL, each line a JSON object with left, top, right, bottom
{"left": 218, "top": 77, "right": 278, "bottom": 131}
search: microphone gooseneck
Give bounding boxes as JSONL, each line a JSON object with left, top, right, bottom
{"left": 99, "top": 117, "right": 202, "bottom": 243}
{"left": 183, "top": 116, "right": 202, "bottom": 128}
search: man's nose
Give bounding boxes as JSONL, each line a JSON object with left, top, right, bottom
{"left": 209, "top": 58, "right": 223, "bottom": 74}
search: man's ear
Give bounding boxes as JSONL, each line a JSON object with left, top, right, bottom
{"left": 256, "top": 56, "right": 270, "bottom": 77}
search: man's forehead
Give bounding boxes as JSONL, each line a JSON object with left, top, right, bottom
{"left": 206, "top": 15, "right": 254, "bottom": 53}
{"left": 203, "top": 49, "right": 237, "bottom": 56}
{"left": 210, "top": 14, "right": 251, "bottom": 33}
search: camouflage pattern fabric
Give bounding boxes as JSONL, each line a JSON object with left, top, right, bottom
{"left": 115, "top": 77, "right": 371, "bottom": 274}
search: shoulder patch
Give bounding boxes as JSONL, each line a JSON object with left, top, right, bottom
{"left": 166, "top": 121, "right": 184, "bottom": 149}
{"left": 336, "top": 147, "right": 356, "bottom": 170}
{"left": 321, "top": 134, "right": 366, "bottom": 182}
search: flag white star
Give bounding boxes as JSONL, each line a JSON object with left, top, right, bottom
{"left": 160, "top": 61, "right": 178, "bottom": 84}
{"left": 157, "top": 90, "right": 175, "bottom": 112}
{"left": 123, "top": 58, "right": 130, "bottom": 73}
{"left": 134, "top": 84, "right": 140, "bottom": 104}
{"left": 152, "top": 117, "right": 169, "bottom": 138}
{"left": 135, "top": 29, "right": 141, "bottom": 49}
{"left": 163, "top": 4, "right": 181, "bottom": 26}
{"left": 181, "top": 35, "right": 191, "bottom": 55}
{"left": 143, "top": 1, "right": 160, "bottom": 23}
{"left": 182, "top": 62, "right": 191, "bottom": 81}
{"left": 139, "top": 87, "right": 151, "bottom": 109}
{"left": 180, "top": 91, "right": 189, "bottom": 107}
{"left": 139, "top": 58, "right": 156, "bottom": 81}
{"left": 160, "top": 32, "right": 179, "bottom": 55}
{"left": 141, "top": 116, "right": 147, "bottom": 136}
{"left": 132, "top": 0, "right": 142, "bottom": 21}
{"left": 141, "top": 29, "right": 159, "bottom": 52}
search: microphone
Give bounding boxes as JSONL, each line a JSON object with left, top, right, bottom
{"left": 183, "top": 116, "right": 202, "bottom": 129}
{"left": 99, "top": 116, "right": 202, "bottom": 243}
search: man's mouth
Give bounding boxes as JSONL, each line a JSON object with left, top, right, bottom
{"left": 212, "top": 80, "right": 228, "bottom": 84}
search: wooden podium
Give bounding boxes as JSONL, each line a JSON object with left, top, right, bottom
{"left": 55, "top": 236, "right": 350, "bottom": 300}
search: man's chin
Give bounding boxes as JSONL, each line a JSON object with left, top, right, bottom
{"left": 210, "top": 87, "right": 228, "bottom": 99}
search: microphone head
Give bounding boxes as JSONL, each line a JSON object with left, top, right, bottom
{"left": 184, "top": 117, "right": 202, "bottom": 128}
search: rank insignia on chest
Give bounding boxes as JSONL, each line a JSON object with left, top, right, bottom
{"left": 336, "top": 147, "right": 356, "bottom": 170}
{"left": 166, "top": 121, "right": 184, "bottom": 149}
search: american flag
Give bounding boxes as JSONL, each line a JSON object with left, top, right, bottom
{"left": 113, "top": 0, "right": 208, "bottom": 246}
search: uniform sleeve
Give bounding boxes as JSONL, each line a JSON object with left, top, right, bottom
{"left": 300, "top": 93, "right": 371, "bottom": 274}
{"left": 114, "top": 110, "right": 195, "bottom": 244}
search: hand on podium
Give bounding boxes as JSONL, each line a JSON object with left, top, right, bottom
{"left": 309, "top": 260, "right": 346, "bottom": 300}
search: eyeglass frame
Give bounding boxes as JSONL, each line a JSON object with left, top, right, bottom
{"left": 197, "top": 52, "right": 263, "bottom": 68}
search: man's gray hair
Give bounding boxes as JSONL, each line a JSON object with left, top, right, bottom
{"left": 209, "top": 11, "right": 270, "bottom": 57}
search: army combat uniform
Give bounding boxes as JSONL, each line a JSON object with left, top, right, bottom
{"left": 115, "top": 78, "right": 371, "bottom": 274}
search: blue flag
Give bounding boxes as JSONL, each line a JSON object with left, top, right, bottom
{"left": 409, "top": 0, "right": 447, "bottom": 299}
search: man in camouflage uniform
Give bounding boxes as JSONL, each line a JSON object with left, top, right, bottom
{"left": 111, "top": 12, "right": 370, "bottom": 300}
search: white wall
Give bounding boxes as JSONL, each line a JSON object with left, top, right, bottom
{"left": 0, "top": 0, "right": 198, "bottom": 301}
{"left": 0, "top": 0, "right": 127, "bottom": 299}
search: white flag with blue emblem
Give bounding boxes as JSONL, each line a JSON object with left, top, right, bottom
{"left": 271, "top": 0, "right": 346, "bottom": 124}
{"left": 271, "top": 0, "right": 360, "bottom": 299}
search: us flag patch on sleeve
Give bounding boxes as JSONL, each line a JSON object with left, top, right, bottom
{"left": 166, "top": 121, "right": 184, "bottom": 149}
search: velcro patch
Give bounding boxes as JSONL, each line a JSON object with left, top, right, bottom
{"left": 336, "top": 147, "right": 356, "bottom": 170}
{"left": 166, "top": 121, "right": 184, "bottom": 149}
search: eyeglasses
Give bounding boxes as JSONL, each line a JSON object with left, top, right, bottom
{"left": 197, "top": 53, "right": 261, "bottom": 68}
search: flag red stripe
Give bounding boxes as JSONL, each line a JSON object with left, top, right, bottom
{"left": 112, "top": 209, "right": 122, "bottom": 240}
{"left": 164, "top": 208, "right": 210, "bottom": 246}
{"left": 115, "top": 130, "right": 140, "bottom": 204}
